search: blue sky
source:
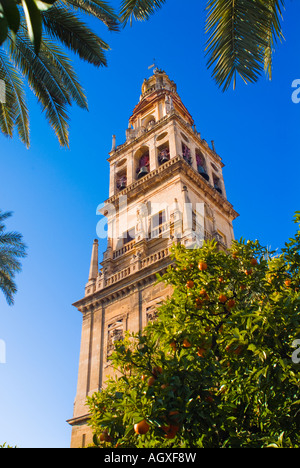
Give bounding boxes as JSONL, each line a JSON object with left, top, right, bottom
{"left": 0, "top": 0, "right": 299, "bottom": 448}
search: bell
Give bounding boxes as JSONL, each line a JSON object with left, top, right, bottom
{"left": 160, "top": 154, "right": 169, "bottom": 165}
{"left": 137, "top": 166, "right": 149, "bottom": 179}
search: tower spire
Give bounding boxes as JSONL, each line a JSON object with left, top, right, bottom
{"left": 88, "top": 239, "right": 99, "bottom": 281}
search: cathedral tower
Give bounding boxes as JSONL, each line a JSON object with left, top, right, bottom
{"left": 68, "top": 69, "right": 239, "bottom": 447}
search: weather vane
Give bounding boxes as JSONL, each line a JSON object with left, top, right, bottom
{"left": 148, "top": 59, "right": 158, "bottom": 73}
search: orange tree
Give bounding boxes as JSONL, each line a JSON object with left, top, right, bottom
{"left": 87, "top": 214, "right": 300, "bottom": 448}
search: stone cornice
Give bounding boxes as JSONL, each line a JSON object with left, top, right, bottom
{"left": 108, "top": 110, "right": 223, "bottom": 168}
{"left": 72, "top": 255, "right": 172, "bottom": 312}
{"left": 103, "top": 155, "right": 238, "bottom": 221}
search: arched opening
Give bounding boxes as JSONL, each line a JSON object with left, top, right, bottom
{"left": 116, "top": 170, "right": 127, "bottom": 191}
{"left": 135, "top": 146, "right": 150, "bottom": 180}
{"left": 196, "top": 149, "right": 209, "bottom": 181}
{"left": 157, "top": 142, "right": 170, "bottom": 166}
{"left": 213, "top": 174, "right": 223, "bottom": 195}
{"left": 182, "top": 142, "right": 192, "bottom": 165}
{"left": 142, "top": 114, "right": 156, "bottom": 130}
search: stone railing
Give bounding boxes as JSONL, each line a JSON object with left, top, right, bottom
{"left": 113, "top": 240, "right": 135, "bottom": 259}
{"left": 140, "top": 247, "right": 170, "bottom": 270}
{"left": 103, "top": 247, "right": 171, "bottom": 290}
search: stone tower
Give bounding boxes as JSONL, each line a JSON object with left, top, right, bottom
{"left": 68, "top": 69, "right": 239, "bottom": 448}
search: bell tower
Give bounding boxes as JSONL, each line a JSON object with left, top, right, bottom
{"left": 68, "top": 69, "right": 239, "bottom": 448}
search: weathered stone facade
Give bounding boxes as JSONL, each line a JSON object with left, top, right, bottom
{"left": 68, "top": 70, "right": 239, "bottom": 448}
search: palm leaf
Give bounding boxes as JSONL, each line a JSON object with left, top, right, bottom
{"left": 61, "top": 0, "right": 120, "bottom": 32}
{"left": 119, "top": 0, "right": 166, "bottom": 26}
{"left": 42, "top": 4, "right": 109, "bottom": 67}
{"left": 205, "top": 0, "right": 285, "bottom": 91}
{"left": 40, "top": 36, "right": 88, "bottom": 109}
{"left": 0, "top": 210, "right": 27, "bottom": 306}
{"left": 0, "top": 46, "right": 29, "bottom": 146}
{"left": 9, "top": 27, "right": 71, "bottom": 146}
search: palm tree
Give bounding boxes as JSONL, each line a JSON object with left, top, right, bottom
{"left": 0, "top": 0, "right": 119, "bottom": 148}
{"left": 0, "top": 210, "right": 27, "bottom": 306}
{"left": 119, "top": 0, "right": 285, "bottom": 91}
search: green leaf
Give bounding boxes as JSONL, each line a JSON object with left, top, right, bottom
{"left": 34, "top": 0, "right": 56, "bottom": 11}
{"left": 21, "top": 0, "right": 42, "bottom": 53}
{"left": 0, "top": 15, "right": 8, "bottom": 45}
{"left": 0, "top": 0, "right": 20, "bottom": 33}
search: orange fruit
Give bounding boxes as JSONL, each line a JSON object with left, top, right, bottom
{"left": 195, "top": 298, "right": 204, "bottom": 309}
{"left": 183, "top": 339, "right": 192, "bottom": 348}
{"left": 198, "top": 262, "right": 208, "bottom": 271}
{"left": 227, "top": 299, "right": 236, "bottom": 309}
{"left": 285, "top": 279, "right": 291, "bottom": 287}
{"left": 99, "top": 431, "right": 111, "bottom": 442}
{"left": 164, "top": 425, "right": 179, "bottom": 439}
{"left": 219, "top": 294, "right": 228, "bottom": 303}
{"left": 250, "top": 258, "right": 258, "bottom": 266}
{"left": 197, "top": 347, "right": 206, "bottom": 357}
{"left": 186, "top": 280, "right": 194, "bottom": 289}
{"left": 147, "top": 376, "right": 156, "bottom": 386}
{"left": 152, "top": 366, "right": 163, "bottom": 377}
{"left": 134, "top": 420, "right": 150, "bottom": 435}
{"left": 170, "top": 341, "right": 177, "bottom": 350}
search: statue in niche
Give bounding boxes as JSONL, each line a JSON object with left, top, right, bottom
{"left": 165, "top": 94, "right": 174, "bottom": 114}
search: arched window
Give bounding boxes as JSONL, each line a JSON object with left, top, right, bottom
{"left": 142, "top": 114, "right": 156, "bottom": 130}
{"left": 196, "top": 149, "right": 209, "bottom": 181}
{"left": 158, "top": 142, "right": 170, "bottom": 166}
{"left": 135, "top": 147, "right": 150, "bottom": 179}
{"left": 213, "top": 174, "right": 222, "bottom": 195}
{"left": 182, "top": 142, "right": 192, "bottom": 165}
{"left": 116, "top": 171, "right": 127, "bottom": 191}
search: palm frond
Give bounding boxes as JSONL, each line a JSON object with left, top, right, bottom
{"left": 9, "top": 27, "right": 72, "bottom": 146}
{"left": 119, "top": 0, "right": 166, "bottom": 26}
{"left": 0, "top": 47, "right": 29, "bottom": 146}
{"left": 205, "top": 0, "right": 285, "bottom": 91}
{"left": 61, "top": 0, "right": 120, "bottom": 32}
{"left": 0, "top": 210, "right": 27, "bottom": 306}
{"left": 42, "top": 4, "right": 109, "bottom": 66}
{"left": 40, "top": 36, "right": 88, "bottom": 109}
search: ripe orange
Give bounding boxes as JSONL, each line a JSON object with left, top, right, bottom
{"left": 152, "top": 366, "right": 163, "bottom": 377}
{"left": 147, "top": 376, "right": 156, "bottom": 386}
{"left": 227, "top": 299, "right": 236, "bottom": 309}
{"left": 99, "top": 431, "right": 112, "bottom": 442}
{"left": 164, "top": 424, "right": 179, "bottom": 439}
{"left": 197, "top": 347, "right": 206, "bottom": 357}
{"left": 198, "top": 262, "right": 208, "bottom": 271}
{"left": 250, "top": 258, "right": 258, "bottom": 266}
{"left": 186, "top": 280, "right": 194, "bottom": 289}
{"left": 134, "top": 420, "right": 150, "bottom": 435}
{"left": 183, "top": 339, "right": 192, "bottom": 348}
{"left": 285, "top": 279, "right": 292, "bottom": 287}
{"left": 170, "top": 341, "right": 177, "bottom": 351}
{"left": 195, "top": 298, "right": 204, "bottom": 309}
{"left": 219, "top": 294, "right": 228, "bottom": 304}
